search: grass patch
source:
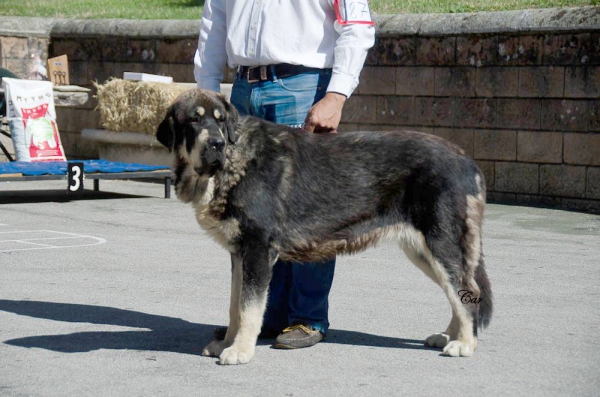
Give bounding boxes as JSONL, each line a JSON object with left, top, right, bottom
{"left": 0, "top": 0, "right": 597, "bottom": 19}
{"left": 370, "top": 0, "right": 599, "bottom": 14}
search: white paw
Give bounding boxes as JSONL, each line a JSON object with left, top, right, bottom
{"left": 442, "top": 340, "right": 474, "bottom": 357}
{"left": 218, "top": 345, "right": 255, "bottom": 365}
{"left": 201, "top": 340, "right": 226, "bottom": 357}
{"left": 425, "top": 333, "right": 451, "bottom": 348}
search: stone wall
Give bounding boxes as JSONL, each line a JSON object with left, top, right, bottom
{"left": 1, "top": 7, "right": 599, "bottom": 212}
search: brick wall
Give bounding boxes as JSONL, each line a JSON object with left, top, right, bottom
{"left": 0, "top": 7, "right": 599, "bottom": 212}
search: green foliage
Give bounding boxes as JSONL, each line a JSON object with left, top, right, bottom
{"left": 0, "top": 0, "right": 596, "bottom": 19}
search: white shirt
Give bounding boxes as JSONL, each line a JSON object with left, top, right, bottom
{"left": 194, "top": 0, "right": 375, "bottom": 97}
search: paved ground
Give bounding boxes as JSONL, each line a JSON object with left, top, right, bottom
{"left": 1, "top": 179, "right": 599, "bottom": 396}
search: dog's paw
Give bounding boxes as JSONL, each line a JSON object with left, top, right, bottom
{"left": 425, "top": 332, "right": 451, "bottom": 348}
{"left": 201, "top": 340, "right": 226, "bottom": 357}
{"left": 218, "top": 345, "right": 255, "bottom": 365}
{"left": 441, "top": 340, "right": 475, "bottom": 357}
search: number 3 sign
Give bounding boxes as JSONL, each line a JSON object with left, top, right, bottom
{"left": 334, "top": 0, "right": 374, "bottom": 25}
{"left": 68, "top": 162, "right": 84, "bottom": 193}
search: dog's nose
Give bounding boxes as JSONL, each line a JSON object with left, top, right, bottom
{"left": 208, "top": 137, "right": 225, "bottom": 152}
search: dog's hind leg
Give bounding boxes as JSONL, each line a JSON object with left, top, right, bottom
{"left": 216, "top": 239, "right": 274, "bottom": 365}
{"left": 402, "top": 241, "right": 477, "bottom": 357}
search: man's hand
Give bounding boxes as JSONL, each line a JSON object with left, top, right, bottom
{"left": 304, "top": 92, "right": 347, "bottom": 133}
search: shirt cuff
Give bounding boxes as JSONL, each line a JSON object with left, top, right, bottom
{"left": 326, "top": 72, "right": 356, "bottom": 98}
{"left": 196, "top": 78, "right": 222, "bottom": 93}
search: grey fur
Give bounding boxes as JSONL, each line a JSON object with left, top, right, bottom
{"left": 158, "top": 90, "right": 493, "bottom": 364}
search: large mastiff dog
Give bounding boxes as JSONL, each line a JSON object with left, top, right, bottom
{"left": 157, "top": 89, "right": 493, "bottom": 365}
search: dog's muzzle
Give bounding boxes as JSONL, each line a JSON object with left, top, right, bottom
{"left": 199, "top": 137, "right": 226, "bottom": 176}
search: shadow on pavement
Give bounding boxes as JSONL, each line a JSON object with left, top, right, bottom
{"left": 0, "top": 190, "right": 151, "bottom": 204}
{"left": 0, "top": 300, "right": 432, "bottom": 355}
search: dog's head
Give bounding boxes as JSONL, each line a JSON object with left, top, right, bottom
{"left": 157, "top": 89, "right": 239, "bottom": 177}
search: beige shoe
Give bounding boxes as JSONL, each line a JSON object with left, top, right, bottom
{"left": 274, "top": 323, "right": 324, "bottom": 349}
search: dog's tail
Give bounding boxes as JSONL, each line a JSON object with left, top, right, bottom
{"left": 475, "top": 256, "right": 493, "bottom": 329}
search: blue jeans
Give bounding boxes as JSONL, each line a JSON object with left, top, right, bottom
{"left": 230, "top": 68, "right": 336, "bottom": 335}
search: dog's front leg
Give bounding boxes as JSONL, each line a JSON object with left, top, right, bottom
{"left": 218, "top": 242, "right": 273, "bottom": 365}
{"left": 201, "top": 253, "right": 243, "bottom": 359}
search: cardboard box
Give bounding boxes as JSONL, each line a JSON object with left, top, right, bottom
{"left": 47, "top": 55, "right": 70, "bottom": 86}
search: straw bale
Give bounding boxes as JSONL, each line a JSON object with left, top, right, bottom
{"left": 95, "top": 78, "right": 189, "bottom": 135}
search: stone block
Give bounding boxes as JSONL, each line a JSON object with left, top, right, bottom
{"left": 518, "top": 66, "right": 564, "bottom": 98}
{"left": 373, "top": 37, "right": 415, "bottom": 66}
{"left": 474, "top": 130, "right": 516, "bottom": 161}
{"left": 587, "top": 167, "right": 600, "bottom": 199}
{"left": 517, "top": 131, "right": 562, "bottom": 163}
{"left": 564, "top": 132, "right": 600, "bottom": 166}
{"left": 338, "top": 123, "right": 359, "bottom": 133}
{"left": 4, "top": 59, "right": 27, "bottom": 79}
{"left": 564, "top": 66, "right": 600, "bottom": 98}
{"left": 541, "top": 99, "right": 589, "bottom": 131}
{"left": 359, "top": 67, "right": 396, "bottom": 95}
{"left": 376, "top": 96, "right": 413, "bottom": 125}
{"left": 456, "top": 35, "right": 497, "bottom": 67}
{"left": 365, "top": 46, "right": 378, "bottom": 66}
{"left": 561, "top": 198, "right": 600, "bottom": 214}
{"left": 67, "top": 61, "right": 89, "bottom": 87}
{"left": 515, "top": 194, "right": 563, "bottom": 208}
{"left": 127, "top": 39, "right": 158, "bottom": 63}
{"left": 168, "top": 63, "right": 195, "bottom": 83}
{"left": 50, "top": 39, "right": 80, "bottom": 61}
{"left": 434, "top": 67, "right": 476, "bottom": 97}
{"left": 590, "top": 100, "right": 600, "bottom": 131}
{"left": 497, "top": 35, "right": 543, "bottom": 66}
{"left": 57, "top": 108, "right": 101, "bottom": 134}
{"left": 432, "top": 128, "right": 474, "bottom": 158}
{"left": 1, "top": 37, "right": 28, "bottom": 59}
{"left": 395, "top": 67, "right": 435, "bottom": 96}
{"left": 75, "top": 38, "right": 104, "bottom": 61}
{"left": 413, "top": 97, "right": 454, "bottom": 127}
{"left": 455, "top": 98, "right": 496, "bottom": 128}
{"left": 87, "top": 61, "right": 116, "bottom": 85}
{"left": 156, "top": 38, "right": 198, "bottom": 64}
{"left": 540, "top": 164, "right": 586, "bottom": 198}
{"left": 416, "top": 37, "right": 456, "bottom": 66}
{"left": 496, "top": 98, "right": 541, "bottom": 130}
{"left": 495, "top": 162, "right": 539, "bottom": 194}
{"left": 476, "top": 67, "right": 518, "bottom": 97}
{"left": 543, "top": 33, "right": 594, "bottom": 66}
{"left": 341, "top": 96, "right": 377, "bottom": 124}
{"left": 100, "top": 37, "right": 129, "bottom": 62}
{"left": 487, "top": 192, "right": 517, "bottom": 203}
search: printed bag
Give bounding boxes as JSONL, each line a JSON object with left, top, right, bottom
{"left": 2, "top": 78, "right": 66, "bottom": 162}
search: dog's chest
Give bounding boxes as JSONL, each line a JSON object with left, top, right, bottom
{"left": 192, "top": 186, "right": 241, "bottom": 252}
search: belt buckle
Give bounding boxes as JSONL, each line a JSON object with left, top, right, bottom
{"left": 246, "top": 66, "right": 268, "bottom": 83}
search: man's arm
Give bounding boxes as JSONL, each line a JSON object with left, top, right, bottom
{"left": 194, "top": 0, "right": 228, "bottom": 92}
{"left": 304, "top": 9, "right": 375, "bottom": 133}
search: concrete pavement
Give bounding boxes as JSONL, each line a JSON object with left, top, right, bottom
{"left": 1, "top": 179, "right": 599, "bottom": 396}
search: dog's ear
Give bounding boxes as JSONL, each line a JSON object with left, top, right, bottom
{"left": 157, "top": 106, "right": 176, "bottom": 152}
{"left": 223, "top": 99, "right": 239, "bottom": 144}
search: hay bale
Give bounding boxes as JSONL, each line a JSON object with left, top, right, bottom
{"left": 95, "top": 78, "right": 190, "bottom": 135}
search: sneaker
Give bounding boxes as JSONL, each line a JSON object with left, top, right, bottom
{"left": 274, "top": 323, "right": 324, "bottom": 349}
{"left": 213, "top": 326, "right": 279, "bottom": 341}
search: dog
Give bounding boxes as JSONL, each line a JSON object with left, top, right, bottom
{"left": 156, "top": 89, "right": 493, "bottom": 365}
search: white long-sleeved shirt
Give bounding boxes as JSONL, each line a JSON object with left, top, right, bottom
{"left": 194, "top": 0, "right": 375, "bottom": 97}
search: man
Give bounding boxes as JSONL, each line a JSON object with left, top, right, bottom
{"left": 194, "top": 0, "right": 375, "bottom": 349}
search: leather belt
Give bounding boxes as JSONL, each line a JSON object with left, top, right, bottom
{"left": 238, "top": 64, "right": 323, "bottom": 83}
